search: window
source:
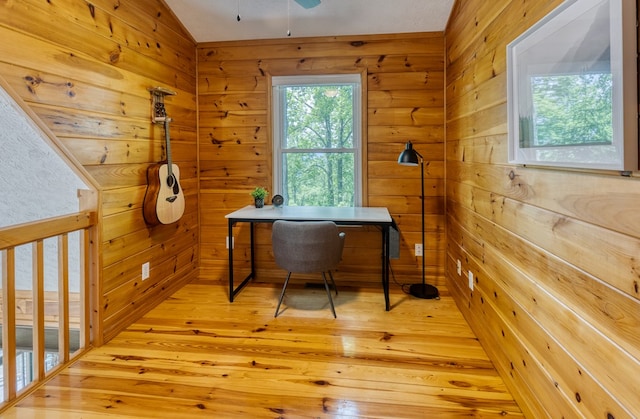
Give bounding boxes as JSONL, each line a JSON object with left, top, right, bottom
{"left": 507, "top": 0, "right": 637, "bottom": 171}
{"left": 272, "top": 74, "right": 362, "bottom": 206}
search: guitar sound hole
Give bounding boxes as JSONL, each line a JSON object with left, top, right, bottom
{"left": 166, "top": 174, "right": 180, "bottom": 195}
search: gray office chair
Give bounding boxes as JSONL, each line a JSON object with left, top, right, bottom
{"left": 272, "top": 220, "right": 346, "bottom": 318}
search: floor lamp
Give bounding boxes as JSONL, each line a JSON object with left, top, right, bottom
{"left": 397, "top": 141, "right": 440, "bottom": 299}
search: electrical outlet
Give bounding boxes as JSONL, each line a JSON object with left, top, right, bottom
{"left": 142, "top": 262, "right": 150, "bottom": 280}
{"left": 457, "top": 259, "right": 462, "bottom": 276}
{"left": 468, "top": 270, "right": 474, "bottom": 290}
{"left": 226, "top": 236, "right": 234, "bottom": 249}
{"left": 415, "top": 243, "right": 423, "bottom": 256}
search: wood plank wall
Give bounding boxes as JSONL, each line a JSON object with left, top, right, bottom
{"left": 197, "top": 33, "right": 446, "bottom": 288}
{"left": 445, "top": 0, "right": 640, "bottom": 416}
{"left": 0, "top": 0, "right": 198, "bottom": 344}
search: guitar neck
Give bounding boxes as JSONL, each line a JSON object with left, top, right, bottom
{"left": 164, "top": 118, "right": 173, "bottom": 174}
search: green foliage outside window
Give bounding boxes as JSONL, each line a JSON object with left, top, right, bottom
{"left": 280, "top": 84, "right": 356, "bottom": 207}
{"left": 529, "top": 73, "right": 613, "bottom": 147}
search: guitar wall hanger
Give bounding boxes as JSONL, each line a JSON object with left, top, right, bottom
{"left": 148, "top": 86, "right": 176, "bottom": 124}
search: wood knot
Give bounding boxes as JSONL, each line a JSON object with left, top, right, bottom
{"left": 508, "top": 170, "right": 516, "bottom": 180}
{"left": 109, "top": 49, "right": 121, "bottom": 63}
{"left": 24, "top": 75, "right": 42, "bottom": 86}
{"left": 449, "top": 380, "right": 472, "bottom": 388}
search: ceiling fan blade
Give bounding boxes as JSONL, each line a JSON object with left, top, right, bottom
{"left": 294, "top": 0, "right": 321, "bottom": 9}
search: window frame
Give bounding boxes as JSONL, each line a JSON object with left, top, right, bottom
{"left": 506, "top": 0, "right": 637, "bottom": 171}
{"left": 271, "top": 73, "right": 363, "bottom": 206}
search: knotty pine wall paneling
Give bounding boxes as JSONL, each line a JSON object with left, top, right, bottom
{"left": 0, "top": 0, "right": 198, "bottom": 344}
{"left": 445, "top": 0, "right": 640, "bottom": 416}
{"left": 197, "top": 33, "right": 446, "bottom": 290}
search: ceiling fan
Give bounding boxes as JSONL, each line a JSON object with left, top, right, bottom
{"left": 294, "top": 0, "right": 320, "bottom": 9}
{"left": 236, "top": 0, "right": 320, "bottom": 24}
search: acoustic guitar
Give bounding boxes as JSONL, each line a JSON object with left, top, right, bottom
{"left": 143, "top": 117, "right": 185, "bottom": 225}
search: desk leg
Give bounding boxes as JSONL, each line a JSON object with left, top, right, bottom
{"left": 228, "top": 219, "right": 234, "bottom": 302}
{"left": 229, "top": 220, "right": 256, "bottom": 302}
{"left": 250, "top": 221, "right": 255, "bottom": 276}
{"left": 382, "top": 225, "right": 390, "bottom": 311}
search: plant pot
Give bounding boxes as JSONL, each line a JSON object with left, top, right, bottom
{"left": 254, "top": 198, "right": 264, "bottom": 208}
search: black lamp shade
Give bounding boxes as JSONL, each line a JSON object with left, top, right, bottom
{"left": 398, "top": 141, "right": 420, "bottom": 166}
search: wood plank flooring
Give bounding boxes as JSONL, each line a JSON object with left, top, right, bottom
{"left": 3, "top": 278, "right": 523, "bottom": 418}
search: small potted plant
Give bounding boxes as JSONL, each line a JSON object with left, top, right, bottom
{"left": 250, "top": 186, "right": 269, "bottom": 208}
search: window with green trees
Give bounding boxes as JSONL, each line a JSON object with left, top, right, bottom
{"left": 508, "top": 0, "right": 637, "bottom": 171}
{"left": 272, "top": 74, "right": 361, "bottom": 207}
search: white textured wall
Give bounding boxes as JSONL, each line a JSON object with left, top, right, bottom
{"left": 0, "top": 87, "right": 86, "bottom": 291}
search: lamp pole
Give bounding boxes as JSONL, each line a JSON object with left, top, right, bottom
{"left": 420, "top": 155, "right": 426, "bottom": 296}
{"left": 398, "top": 141, "right": 439, "bottom": 299}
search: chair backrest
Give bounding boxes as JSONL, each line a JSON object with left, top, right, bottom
{"left": 272, "top": 220, "right": 345, "bottom": 273}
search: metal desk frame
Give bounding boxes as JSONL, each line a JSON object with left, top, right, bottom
{"left": 225, "top": 205, "right": 394, "bottom": 311}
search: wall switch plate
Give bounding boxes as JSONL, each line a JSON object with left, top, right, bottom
{"left": 226, "top": 236, "right": 234, "bottom": 249}
{"left": 468, "top": 270, "right": 474, "bottom": 290}
{"left": 415, "top": 243, "right": 423, "bottom": 256}
{"left": 457, "top": 259, "right": 462, "bottom": 276}
{"left": 142, "top": 262, "right": 150, "bottom": 280}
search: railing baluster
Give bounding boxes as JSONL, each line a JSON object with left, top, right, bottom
{"left": 32, "top": 240, "right": 45, "bottom": 381}
{"left": 2, "top": 248, "right": 17, "bottom": 401}
{"left": 80, "top": 228, "right": 91, "bottom": 349}
{"left": 58, "top": 233, "right": 70, "bottom": 364}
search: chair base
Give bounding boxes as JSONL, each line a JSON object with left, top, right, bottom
{"left": 275, "top": 271, "right": 338, "bottom": 318}
{"left": 408, "top": 283, "right": 439, "bottom": 299}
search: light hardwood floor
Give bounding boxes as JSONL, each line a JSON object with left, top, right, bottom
{"left": 3, "top": 278, "right": 523, "bottom": 418}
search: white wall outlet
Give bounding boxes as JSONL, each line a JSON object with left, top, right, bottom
{"left": 142, "top": 262, "right": 150, "bottom": 280}
{"left": 415, "top": 243, "right": 423, "bottom": 256}
{"left": 226, "top": 236, "right": 234, "bottom": 249}
{"left": 457, "top": 259, "right": 462, "bottom": 276}
{"left": 468, "top": 270, "right": 474, "bottom": 290}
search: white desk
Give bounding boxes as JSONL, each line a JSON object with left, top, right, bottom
{"left": 225, "top": 205, "right": 394, "bottom": 310}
